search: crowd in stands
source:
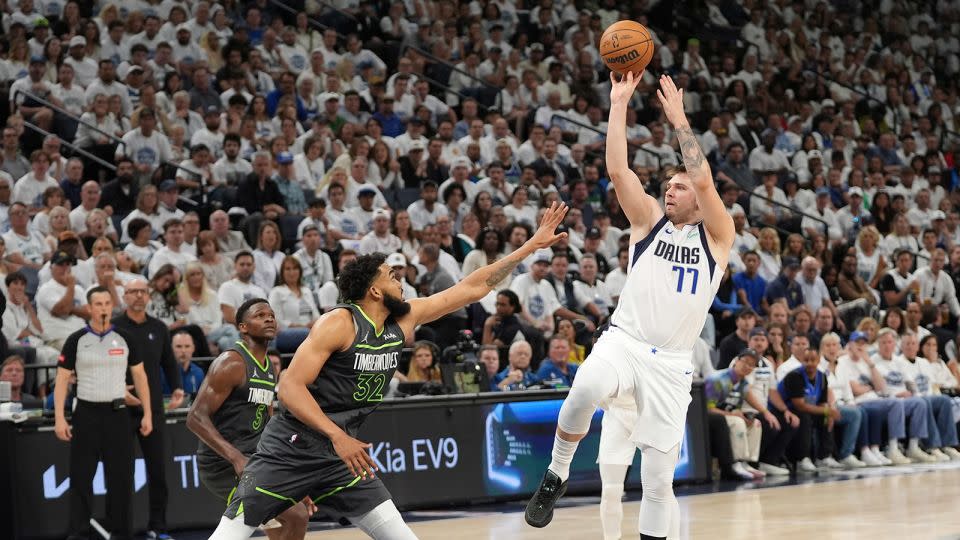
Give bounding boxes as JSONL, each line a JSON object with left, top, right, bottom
{"left": 1, "top": 0, "right": 960, "bottom": 482}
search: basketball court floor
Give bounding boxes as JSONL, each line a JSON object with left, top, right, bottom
{"left": 181, "top": 462, "right": 960, "bottom": 539}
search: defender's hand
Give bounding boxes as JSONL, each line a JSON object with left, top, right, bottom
{"left": 656, "top": 74, "right": 688, "bottom": 129}
{"left": 529, "top": 202, "right": 569, "bottom": 250}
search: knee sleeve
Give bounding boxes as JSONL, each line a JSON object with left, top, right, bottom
{"left": 208, "top": 515, "right": 258, "bottom": 540}
{"left": 348, "top": 500, "right": 418, "bottom": 540}
{"left": 600, "top": 464, "right": 628, "bottom": 540}
{"left": 638, "top": 444, "right": 680, "bottom": 538}
{"left": 558, "top": 358, "right": 620, "bottom": 435}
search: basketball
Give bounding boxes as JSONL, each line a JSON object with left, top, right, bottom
{"left": 599, "top": 20, "right": 655, "bottom": 76}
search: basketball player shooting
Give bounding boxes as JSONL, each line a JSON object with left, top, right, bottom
{"left": 525, "top": 72, "right": 735, "bottom": 540}
{"left": 208, "top": 202, "right": 569, "bottom": 540}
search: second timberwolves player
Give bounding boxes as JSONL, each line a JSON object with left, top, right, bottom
{"left": 525, "top": 73, "right": 735, "bottom": 540}
{"left": 208, "top": 202, "right": 570, "bottom": 539}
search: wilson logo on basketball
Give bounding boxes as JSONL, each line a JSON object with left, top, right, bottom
{"left": 608, "top": 49, "right": 640, "bottom": 64}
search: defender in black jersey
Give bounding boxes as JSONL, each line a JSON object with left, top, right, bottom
{"left": 188, "top": 299, "right": 310, "bottom": 539}
{"left": 208, "top": 203, "right": 571, "bottom": 540}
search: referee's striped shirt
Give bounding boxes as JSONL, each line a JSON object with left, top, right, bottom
{"left": 58, "top": 326, "right": 142, "bottom": 402}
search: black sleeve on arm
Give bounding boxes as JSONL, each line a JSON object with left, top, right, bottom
{"left": 159, "top": 324, "right": 181, "bottom": 391}
{"left": 782, "top": 371, "right": 805, "bottom": 400}
{"left": 58, "top": 329, "right": 83, "bottom": 371}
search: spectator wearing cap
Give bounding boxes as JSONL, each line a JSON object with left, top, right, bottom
{"left": 9, "top": 55, "right": 58, "bottom": 132}
{"left": 395, "top": 116, "right": 429, "bottom": 157}
{"left": 795, "top": 149, "right": 824, "bottom": 186}
{"left": 705, "top": 348, "right": 768, "bottom": 480}
{"left": 512, "top": 248, "right": 562, "bottom": 336}
{"left": 905, "top": 188, "right": 936, "bottom": 236}
{"left": 63, "top": 35, "right": 97, "bottom": 87}
{"left": 351, "top": 185, "right": 383, "bottom": 233}
{"left": 765, "top": 257, "right": 805, "bottom": 310}
{"left": 156, "top": 180, "right": 186, "bottom": 225}
{"left": 271, "top": 151, "right": 307, "bottom": 216}
{"left": 85, "top": 59, "right": 132, "bottom": 117}
{"left": 358, "top": 209, "right": 401, "bottom": 255}
{"left": 579, "top": 227, "right": 611, "bottom": 277}
{"left": 717, "top": 308, "right": 757, "bottom": 370}
{"left": 372, "top": 95, "right": 403, "bottom": 138}
{"left": 439, "top": 156, "right": 479, "bottom": 206}
{"left": 385, "top": 252, "right": 418, "bottom": 301}
{"left": 37, "top": 250, "right": 89, "bottom": 350}
{"left": 801, "top": 187, "right": 843, "bottom": 244}
{"left": 189, "top": 103, "right": 225, "bottom": 158}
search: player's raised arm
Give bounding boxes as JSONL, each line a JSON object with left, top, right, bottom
{"left": 187, "top": 353, "right": 250, "bottom": 475}
{"left": 405, "top": 202, "right": 569, "bottom": 326}
{"left": 606, "top": 71, "right": 661, "bottom": 232}
{"left": 657, "top": 74, "right": 735, "bottom": 250}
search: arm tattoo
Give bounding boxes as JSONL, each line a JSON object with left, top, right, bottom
{"left": 675, "top": 126, "right": 706, "bottom": 171}
{"left": 485, "top": 258, "right": 521, "bottom": 287}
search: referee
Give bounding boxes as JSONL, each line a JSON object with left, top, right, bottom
{"left": 113, "top": 278, "right": 182, "bottom": 540}
{"left": 54, "top": 286, "right": 152, "bottom": 540}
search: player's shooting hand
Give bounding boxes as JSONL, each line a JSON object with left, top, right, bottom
{"left": 609, "top": 70, "right": 643, "bottom": 106}
{"left": 332, "top": 433, "right": 378, "bottom": 479}
{"left": 656, "top": 74, "right": 688, "bottom": 129}
{"left": 529, "top": 202, "right": 569, "bottom": 250}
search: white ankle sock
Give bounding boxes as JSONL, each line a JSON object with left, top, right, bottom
{"left": 908, "top": 438, "right": 921, "bottom": 451}
{"left": 888, "top": 439, "right": 900, "bottom": 452}
{"left": 548, "top": 434, "right": 579, "bottom": 482}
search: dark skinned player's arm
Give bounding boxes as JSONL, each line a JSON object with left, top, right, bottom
{"left": 186, "top": 352, "right": 249, "bottom": 472}
{"left": 278, "top": 309, "right": 378, "bottom": 477}
{"left": 402, "top": 202, "right": 569, "bottom": 328}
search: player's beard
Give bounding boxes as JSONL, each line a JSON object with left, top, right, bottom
{"left": 383, "top": 291, "right": 411, "bottom": 318}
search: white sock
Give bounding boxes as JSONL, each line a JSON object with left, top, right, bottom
{"left": 908, "top": 438, "right": 921, "bottom": 451}
{"left": 548, "top": 434, "right": 579, "bottom": 481}
{"left": 208, "top": 515, "right": 257, "bottom": 540}
{"left": 888, "top": 439, "right": 900, "bottom": 452}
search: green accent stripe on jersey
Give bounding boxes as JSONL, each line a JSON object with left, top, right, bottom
{"left": 312, "top": 475, "right": 362, "bottom": 503}
{"left": 249, "top": 378, "right": 276, "bottom": 386}
{"left": 254, "top": 486, "right": 299, "bottom": 506}
{"left": 236, "top": 341, "right": 270, "bottom": 373}
{"left": 350, "top": 304, "right": 384, "bottom": 337}
{"left": 226, "top": 486, "right": 237, "bottom": 504}
{"left": 355, "top": 340, "right": 403, "bottom": 351}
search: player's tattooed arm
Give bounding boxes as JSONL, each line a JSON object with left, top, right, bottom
{"left": 675, "top": 126, "right": 707, "bottom": 172}
{"left": 485, "top": 259, "right": 521, "bottom": 287}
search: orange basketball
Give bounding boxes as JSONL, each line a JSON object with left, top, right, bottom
{"left": 599, "top": 20, "right": 655, "bottom": 76}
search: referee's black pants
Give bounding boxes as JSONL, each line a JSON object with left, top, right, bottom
{"left": 68, "top": 401, "right": 133, "bottom": 540}
{"left": 131, "top": 408, "right": 169, "bottom": 532}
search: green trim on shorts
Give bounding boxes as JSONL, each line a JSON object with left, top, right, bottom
{"left": 255, "top": 486, "right": 300, "bottom": 506}
{"left": 226, "top": 486, "right": 237, "bottom": 504}
{"left": 236, "top": 501, "right": 244, "bottom": 516}
{"left": 312, "top": 475, "right": 362, "bottom": 503}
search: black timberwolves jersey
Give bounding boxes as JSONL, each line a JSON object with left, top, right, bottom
{"left": 197, "top": 341, "right": 276, "bottom": 464}
{"left": 281, "top": 303, "right": 404, "bottom": 435}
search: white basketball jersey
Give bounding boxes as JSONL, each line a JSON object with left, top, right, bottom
{"left": 610, "top": 215, "right": 724, "bottom": 351}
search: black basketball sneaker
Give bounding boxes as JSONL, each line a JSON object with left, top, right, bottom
{"left": 524, "top": 470, "right": 568, "bottom": 528}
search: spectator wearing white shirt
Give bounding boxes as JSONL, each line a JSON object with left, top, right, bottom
{"left": 748, "top": 130, "right": 792, "bottom": 174}
{"left": 63, "top": 36, "right": 98, "bottom": 88}
{"left": 69, "top": 181, "right": 117, "bottom": 237}
{"left": 573, "top": 255, "right": 613, "bottom": 316}
{"left": 211, "top": 133, "right": 253, "bottom": 188}
{"left": 83, "top": 58, "right": 131, "bottom": 117}
{"left": 252, "top": 221, "right": 285, "bottom": 293}
{"left": 269, "top": 256, "right": 320, "bottom": 353}
{"left": 117, "top": 107, "right": 172, "bottom": 181}
{"left": 148, "top": 218, "right": 197, "bottom": 277}
{"left": 511, "top": 249, "right": 560, "bottom": 336}
{"left": 292, "top": 225, "right": 334, "bottom": 293}
{"left": 36, "top": 249, "right": 89, "bottom": 350}
{"left": 406, "top": 180, "right": 449, "bottom": 230}
{"left": 632, "top": 123, "right": 678, "bottom": 170}
{"left": 801, "top": 188, "right": 843, "bottom": 244}
{"left": 4, "top": 202, "right": 50, "bottom": 291}
{"left": 358, "top": 209, "right": 401, "bottom": 255}
{"left": 914, "top": 249, "right": 960, "bottom": 319}
{"left": 870, "top": 328, "right": 937, "bottom": 462}
{"left": 750, "top": 170, "right": 791, "bottom": 227}
{"left": 217, "top": 251, "right": 267, "bottom": 326}
{"left": 897, "top": 333, "right": 959, "bottom": 461}
{"left": 12, "top": 150, "right": 58, "bottom": 209}
{"left": 795, "top": 257, "right": 841, "bottom": 318}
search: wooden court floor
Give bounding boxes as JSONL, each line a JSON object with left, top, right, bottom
{"left": 305, "top": 467, "right": 960, "bottom": 539}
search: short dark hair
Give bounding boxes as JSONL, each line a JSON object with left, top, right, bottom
{"left": 337, "top": 253, "right": 387, "bottom": 303}
{"left": 86, "top": 285, "right": 111, "bottom": 304}
{"left": 235, "top": 250, "right": 254, "bottom": 264}
{"left": 127, "top": 217, "right": 152, "bottom": 240}
{"left": 497, "top": 289, "right": 522, "bottom": 313}
{"left": 236, "top": 297, "right": 270, "bottom": 326}
{"left": 163, "top": 218, "right": 183, "bottom": 232}
{"left": 4, "top": 271, "right": 26, "bottom": 287}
